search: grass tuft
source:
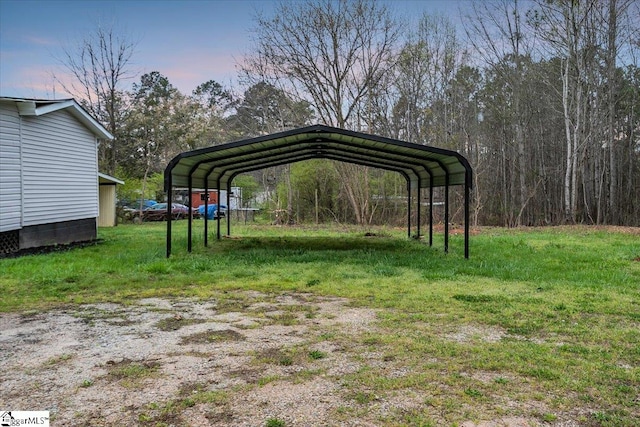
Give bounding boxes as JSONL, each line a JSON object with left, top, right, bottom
{"left": 180, "top": 329, "right": 244, "bottom": 344}
{"left": 265, "top": 418, "right": 287, "bottom": 427}
{"left": 308, "top": 350, "right": 326, "bottom": 360}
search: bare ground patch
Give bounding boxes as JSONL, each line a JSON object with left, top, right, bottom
{"left": 0, "top": 292, "right": 586, "bottom": 426}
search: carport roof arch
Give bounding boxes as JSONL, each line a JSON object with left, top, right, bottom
{"left": 164, "top": 124, "right": 473, "bottom": 191}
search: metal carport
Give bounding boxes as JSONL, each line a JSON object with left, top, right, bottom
{"left": 164, "top": 124, "right": 473, "bottom": 258}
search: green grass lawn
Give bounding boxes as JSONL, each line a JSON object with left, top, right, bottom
{"left": 1, "top": 222, "right": 638, "bottom": 425}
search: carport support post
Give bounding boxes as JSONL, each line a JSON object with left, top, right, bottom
{"left": 429, "top": 183, "right": 433, "bottom": 247}
{"left": 216, "top": 178, "right": 222, "bottom": 240}
{"left": 464, "top": 179, "right": 470, "bottom": 259}
{"left": 416, "top": 182, "right": 421, "bottom": 239}
{"left": 166, "top": 177, "right": 172, "bottom": 258}
{"left": 444, "top": 175, "right": 449, "bottom": 254}
{"left": 226, "top": 182, "right": 232, "bottom": 236}
{"left": 187, "top": 175, "right": 193, "bottom": 252}
{"left": 406, "top": 180, "right": 411, "bottom": 238}
{"left": 204, "top": 181, "right": 209, "bottom": 247}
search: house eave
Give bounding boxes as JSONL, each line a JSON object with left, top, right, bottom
{"left": 3, "top": 97, "right": 114, "bottom": 141}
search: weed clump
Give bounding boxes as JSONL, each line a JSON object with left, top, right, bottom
{"left": 154, "top": 316, "right": 205, "bottom": 331}
{"left": 180, "top": 329, "right": 244, "bottom": 344}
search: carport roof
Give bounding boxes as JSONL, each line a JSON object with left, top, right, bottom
{"left": 164, "top": 124, "right": 472, "bottom": 191}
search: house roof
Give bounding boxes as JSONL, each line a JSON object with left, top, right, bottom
{"left": 165, "top": 124, "right": 473, "bottom": 191}
{"left": 0, "top": 97, "right": 113, "bottom": 140}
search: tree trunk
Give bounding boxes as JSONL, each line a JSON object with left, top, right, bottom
{"left": 562, "top": 58, "right": 575, "bottom": 223}
{"left": 607, "top": 0, "right": 619, "bottom": 224}
{"left": 515, "top": 121, "right": 527, "bottom": 226}
{"left": 286, "top": 165, "right": 294, "bottom": 225}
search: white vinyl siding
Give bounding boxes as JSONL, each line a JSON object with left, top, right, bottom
{"left": 0, "top": 101, "right": 22, "bottom": 232}
{"left": 21, "top": 109, "right": 98, "bottom": 226}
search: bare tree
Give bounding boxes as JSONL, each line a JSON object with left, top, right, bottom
{"left": 464, "top": 0, "right": 536, "bottom": 226}
{"left": 245, "top": 0, "right": 398, "bottom": 129}
{"left": 532, "top": 0, "right": 637, "bottom": 224}
{"left": 387, "top": 14, "right": 468, "bottom": 144}
{"left": 599, "top": 0, "right": 635, "bottom": 224}
{"left": 55, "top": 22, "right": 137, "bottom": 174}
{"left": 243, "top": 0, "right": 400, "bottom": 225}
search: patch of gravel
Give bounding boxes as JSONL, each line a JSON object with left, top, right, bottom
{"left": 0, "top": 292, "right": 554, "bottom": 426}
{"left": 460, "top": 418, "right": 532, "bottom": 427}
{"left": 444, "top": 324, "right": 506, "bottom": 343}
{"left": 0, "top": 293, "right": 378, "bottom": 426}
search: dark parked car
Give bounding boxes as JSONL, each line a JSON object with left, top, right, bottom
{"left": 117, "top": 198, "right": 157, "bottom": 209}
{"left": 133, "top": 203, "right": 199, "bottom": 222}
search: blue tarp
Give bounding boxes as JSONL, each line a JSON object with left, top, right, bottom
{"left": 197, "top": 204, "right": 226, "bottom": 219}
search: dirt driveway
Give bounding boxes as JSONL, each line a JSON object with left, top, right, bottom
{"left": 1, "top": 292, "right": 536, "bottom": 426}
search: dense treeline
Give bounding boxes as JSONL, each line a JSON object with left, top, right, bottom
{"left": 61, "top": 0, "right": 639, "bottom": 227}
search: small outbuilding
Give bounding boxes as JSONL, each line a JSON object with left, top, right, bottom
{"left": 0, "top": 97, "right": 113, "bottom": 255}
{"left": 98, "top": 173, "right": 124, "bottom": 227}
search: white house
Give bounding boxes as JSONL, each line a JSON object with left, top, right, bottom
{"left": 0, "top": 97, "right": 114, "bottom": 255}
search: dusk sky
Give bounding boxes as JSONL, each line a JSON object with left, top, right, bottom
{"left": 0, "top": 0, "right": 470, "bottom": 99}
